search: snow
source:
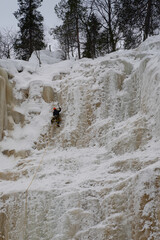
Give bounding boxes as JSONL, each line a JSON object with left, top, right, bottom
{"left": 0, "top": 36, "right": 160, "bottom": 239}
{"left": 29, "top": 49, "right": 64, "bottom": 65}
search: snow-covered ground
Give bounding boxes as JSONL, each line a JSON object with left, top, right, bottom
{"left": 0, "top": 36, "right": 160, "bottom": 240}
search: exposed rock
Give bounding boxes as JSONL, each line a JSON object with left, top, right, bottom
{"left": 2, "top": 149, "right": 31, "bottom": 158}
{"left": 2, "top": 149, "right": 15, "bottom": 157}
{"left": 42, "top": 86, "right": 54, "bottom": 103}
{"left": 11, "top": 110, "right": 25, "bottom": 125}
{"left": 0, "top": 171, "right": 19, "bottom": 181}
{"left": 7, "top": 116, "right": 14, "bottom": 131}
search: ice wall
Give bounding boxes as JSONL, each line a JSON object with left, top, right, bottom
{"left": 0, "top": 67, "right": 26, "bottom": 142}
{"left": 0, "top": 37, "right": 160, "bottom": 240}
{"left": 0, "top": 68, "right": 11, "bottom": 140}
{"left": 51, "top": 53, "right": 158, "bottom": 153}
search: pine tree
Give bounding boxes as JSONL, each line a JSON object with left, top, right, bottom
{"left": 51, "top": 22, "right": 75, "bottom": 60}
{"left": 116, "top": 0, "right": 160, "bottom": 49}
{"left": 68, "top": 0, "right": 84, "bottom": 59}
{"left": 83, "top": 13, "right": 101, "bottom": 58}
{"left": 14, "top": 0, "right": 45, "bottom": 60}
{"left": 54, "top": 0, "right": 87, "bottom": 59}
{"left": 54, "top": 0, "right": 77, "bottom": 59}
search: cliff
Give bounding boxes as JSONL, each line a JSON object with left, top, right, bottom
{"left": 0, "top": 37, "right": 160, "bottom": 240}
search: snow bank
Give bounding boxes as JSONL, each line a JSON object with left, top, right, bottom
{"left": 0, "top": 58, "right": 38, "bottom": 77}
{"left": 137, "top": 35, "right": 160, "bottom": 52}
{"left": 29, "top": 49, "right": 64, "bottom": 65}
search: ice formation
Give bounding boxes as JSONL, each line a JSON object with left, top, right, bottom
{"left": 0, "top": 38, "right": 160, "bottom": 240}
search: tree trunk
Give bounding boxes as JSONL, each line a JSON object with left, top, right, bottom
{"left": 143, "top": 0, "right": 152, "bottom": 41}
{"left": 108, "top": 0, "right": 116, "bottom": 51}
{"left": 76, "top": 17, "right": 81, "bottom": 59}
{"left": 29, "top": 0, "right": 33, "bottom": 56}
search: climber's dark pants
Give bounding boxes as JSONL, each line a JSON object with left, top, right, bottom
{"left": 51, "top": 115, "right": 61, "bottom": 126}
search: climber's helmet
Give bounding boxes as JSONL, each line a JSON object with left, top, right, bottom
{"left": 53, "top": 107, "right": 56, "bottom": 110}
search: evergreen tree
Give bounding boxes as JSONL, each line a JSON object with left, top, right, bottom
{"left": 51, "top": 21, "right": 75, "bottom": 60}
{"left": 116, "top": 0, "right": 160, "bottom": 49}
{"left": 14, "top": 0, "right": 45, "bottom": 60}
{"left": 54, "top": 0, "right": 87, "bottom": 59}
{"left": 97, "top": 29, "right": 112, "bottom": 55}
{"left": 83, "top": 13, "right": 101, "bottom": 58}
{"left": 54, "top": 0, "right": 77, "bottom": 59}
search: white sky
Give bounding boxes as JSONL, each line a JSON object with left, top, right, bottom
{"left": 0, "top": 0, "right": 61, "bottom": 31}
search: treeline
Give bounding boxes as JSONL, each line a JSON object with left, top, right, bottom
{"left": 51, "top": 0, "right": 160, "bottom": 59}
{"left": 0, "top": 0, "right": 45, "bottom": 61}
{"left": 0, "top": 0, "right": 160, "bottom": 61}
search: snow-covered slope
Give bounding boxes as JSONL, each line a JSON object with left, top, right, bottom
{"left": 0, "top": 39, "right": 160, "bottom": 240}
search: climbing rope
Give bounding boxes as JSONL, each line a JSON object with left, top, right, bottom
{"left": 23, "top": 101, "right": 61, "bottom": 238}
{"left": 23, "top": 125, "right": 51, "bottom": 239}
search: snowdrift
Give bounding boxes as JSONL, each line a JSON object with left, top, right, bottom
{"left": 0, "top": 38, "right": 160, "bottom": 240}
{"left": 29, "top": 49, "right": 64, "bottom": 65}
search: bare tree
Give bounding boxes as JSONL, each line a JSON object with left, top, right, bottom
{"left": 34, "top": 50, "right": 41, "bottom": 67}
{"left": 0, "top": 28, "right": 17, "bottom": 59}
{"left": 92, "top": 0, "right": 119, "bottom": 52}
{"left": 0, "top": 33, "right": 3, "bottom": 58}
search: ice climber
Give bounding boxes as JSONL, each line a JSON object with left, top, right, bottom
{"left": 51, "top": 106, "right": 61, "bottom": 127}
